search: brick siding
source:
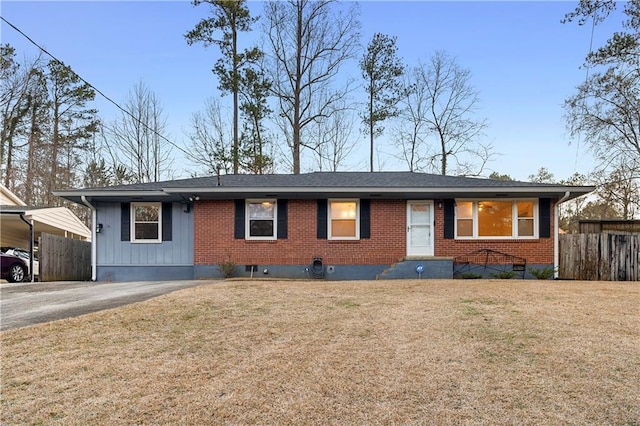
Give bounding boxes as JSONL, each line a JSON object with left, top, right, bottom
{"left": 194, "top": 199, "right": 556, "bottom": 266}
{"left": 434, "top": 200, "right": 555, "bottom": 264}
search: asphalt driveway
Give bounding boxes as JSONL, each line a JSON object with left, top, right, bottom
{"left": 0, "top": 280, "right": 215, "bottom": 331}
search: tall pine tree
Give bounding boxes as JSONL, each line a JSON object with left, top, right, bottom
{"left": 186, "top": 0, "right": 262, "bottom": 174}
{"left": 360, "top": 33, "right": 405, "bottom": 172}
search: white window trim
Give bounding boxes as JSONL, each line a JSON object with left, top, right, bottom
{"left": 131, "top": 202, "right": 162, "bottom": 243}
{"left": 515, "top": 201, "right": 537, "bottom": 239}
{"left": 245, "top": 199, "right": 277, "bottom": 240}
{"left": 454, "top": 199, "right": 538, "bottom": 240}
{"left": 328, "top": 199, "right": 360, "bottom": 240}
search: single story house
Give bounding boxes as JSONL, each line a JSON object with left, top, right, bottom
{"left": 54, "top": 172, "right": 594, "bottom": 282}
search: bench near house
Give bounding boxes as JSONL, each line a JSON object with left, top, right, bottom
{"left": 54, "top": 172, "right": 594, "bottom": 282}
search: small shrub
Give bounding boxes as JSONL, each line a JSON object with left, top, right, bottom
{"left": 217, "top": 257, "right": 237, "bottom": 278}
{"left": 528, "top": 266, "right": 555, "bottom": 280}
{"left": 461, "top": 272, "right": 483, "bottom": 279}
{"left": 490, "top": 271, "right": 516, "bottom": 279}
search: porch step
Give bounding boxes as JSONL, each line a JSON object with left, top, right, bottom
{"left": 377, "top": 257, "right": 454, "bottom": 280}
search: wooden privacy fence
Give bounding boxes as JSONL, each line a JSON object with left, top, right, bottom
{"left": 39, "top": 233, "right": 91, "bottom": 281}
{"left": 559, "top": 232, "right": 640, "bottom": 281}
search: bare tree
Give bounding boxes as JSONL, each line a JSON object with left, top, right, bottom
{"left": 557, "top": 172, "right": 594, "bottom": 232}
{"left": 308, "top": 97, "right": 359, "bottom": 171}
{"left": 21, "top": 67, "right": 49, "bottom": 203}
{"left": 105, "top": 81, "right": 172, "bottom": 183}
{"left": 184, "top": 97, "right": 233, "bottom": 175}
{"left": 563, "top": 1, "right": 640, "bottom": 172}
{"left": 564, "top": 66, "right": 640, "bottom": 171}
{"left": 263, "top": 0, "right": 360, "bottom": 173}
{"left": 1, "top": 49, "right": 98, "bottom": 205}
{"left": 394, "top": 69, "right": 429, "bottom": 172}
{"left": 398, "top": 51, "right": 490, "bottom": 176}
{"left": 83, "top": 129, "right": 137, "bottom": 188}
{"left": 593, "top": 158, "right": 640, "bottom": 219}
{"left": 45, "top": 60, "right": 99, "bottom": 203}
{"left": 0, "top": 46, "right": 47, "bottom": 191}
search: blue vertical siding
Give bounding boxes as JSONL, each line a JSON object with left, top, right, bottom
{"left": 95, "top": 202, "right": 193, "bottom": 266}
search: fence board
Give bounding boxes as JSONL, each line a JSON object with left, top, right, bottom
{"left": 559, "top": 232, "right": 640, "bottom": 281}
{"left": 39, "top": 233, "right": 91, "bottom": 282}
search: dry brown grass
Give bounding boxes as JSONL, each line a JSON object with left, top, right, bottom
{"left": 1, "top": 279, "right": 639, "bottom": 425}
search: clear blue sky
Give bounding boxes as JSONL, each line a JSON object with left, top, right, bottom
{"left": 0, "top": 1, "right": 627, "bottom": 181}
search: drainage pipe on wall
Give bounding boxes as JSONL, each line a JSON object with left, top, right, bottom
{"left": 554, "top": 191, "right": 571, "bottom": 279}
{"left": 81, "top": 196, "right": 97, "bottom": 281}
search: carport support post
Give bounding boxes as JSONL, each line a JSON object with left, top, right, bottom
{"left": 81, "top": 196, "right": 97, "bottom": 281}
{"left": 18, "top": 214, "right": 34, "bottom": 283}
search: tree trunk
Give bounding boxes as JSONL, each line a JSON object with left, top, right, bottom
{"left": 292, "top": 1, "right": 303, "bottom": 175}
{"left": 3, "top": 128, "right": 13, "bottom": 188}
{"left": 48, "top": 108, "right": 59, "bottom": 205}
{"left": 369, "top": 86, "right": 374, "bottom": 172}
{"left": 439, "top": 129, "right": 447, "bottom": 176}
{"left": 232, "top": 18, "right": 239, "bottom": 174}
{"left": 24, "top": 103, "right": 38, "bottom": 203}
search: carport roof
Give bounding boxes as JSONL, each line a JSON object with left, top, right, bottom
{"left": 0, "top": 205, "right": 91, "bottom": 241}
{"left": 54, "top": 171, "right": 595, "bottom": 203}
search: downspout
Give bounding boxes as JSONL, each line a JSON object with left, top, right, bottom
{"left": 18, "top": 214, "right": 34, "bottom": 283}
{"left": 81, "top": 196, "right": 97, "bottom": 281}
{"left": 554, "top": 191, "right": 571, "bottom": 279}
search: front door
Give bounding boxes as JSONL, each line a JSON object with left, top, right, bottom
{"left": 407, "top": 201, "right": 434, "bottom": 256}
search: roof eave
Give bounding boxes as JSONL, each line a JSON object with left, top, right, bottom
{"left": 53, "top": 190, "right": 172, "bottom": 204}
{"left": 54, "top": 185, "right": 595, "bottom": 203}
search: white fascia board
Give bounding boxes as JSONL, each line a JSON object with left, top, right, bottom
{"left": 0, "top": 184, "right": 27, "bottom": 206}
{"left": 23, "top": 207, "right": 91, "bottom": 238}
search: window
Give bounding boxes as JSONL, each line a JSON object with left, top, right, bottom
{"left": 478, "top": 201, "right": 512, "bottom": 237}
{"left": 456, "top": 201, "right": 473, "bottom": 237}
{"left": 455, "top": 200, "right": 537, "bottom": 239}
{"left": 517, "top": 201, "right": 535, "bottom": 237}
{"left": 131, "top": 203, "right": 161, "bottom": 243}
{"left": 329, "top": 200, "right": 359, "bottom": 239}
{"left": 246, "top": 200, "right": 277, "bottom": 239}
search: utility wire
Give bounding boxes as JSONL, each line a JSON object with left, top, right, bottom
{"left": 0, "top": 15, "right": 191, "bottom": 158}
{"left": 574, "top": 11, "right": 598, "bottom": 172}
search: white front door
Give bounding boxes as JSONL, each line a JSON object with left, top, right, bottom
{"left": 407, "top": 201, "right": 434, "bottom": 256}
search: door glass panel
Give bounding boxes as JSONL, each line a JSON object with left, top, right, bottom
{"left": 411, "top": 203, "right": 429, "bottom": 224}
{"left": 410, "top": 225, "right": 430, "bottom": 246}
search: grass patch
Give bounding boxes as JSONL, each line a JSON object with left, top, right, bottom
{"left": 1, "top": 280, "right": 639, "bottom": 425}
{"left": 338, "top": 299, "right": 360, "bottom": 308}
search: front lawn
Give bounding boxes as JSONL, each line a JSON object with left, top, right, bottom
{"left": 1, "top": 279, "right": 638, "bottom": 424}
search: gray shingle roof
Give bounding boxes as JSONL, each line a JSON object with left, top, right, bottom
{"left": 54, "top": 171, "right": 595, "bottom": 203}
{"left": 81, "top": 172, "right": 559, "bottom": 190}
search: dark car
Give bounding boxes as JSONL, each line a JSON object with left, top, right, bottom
{"left": 0, "top": 247, "right": 38, "bottom": 278}
{"left": 1, "top": 252, "right": 27, "bottom": 283}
